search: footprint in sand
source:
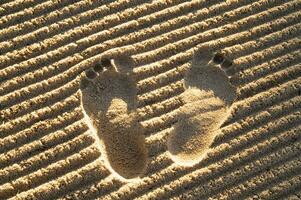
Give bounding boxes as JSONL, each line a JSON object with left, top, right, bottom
{"left": 80, "top": 56, "right": 148, "bottom": 180}
{"left": 167, "top": 48, "right": 237, "bottom": 166}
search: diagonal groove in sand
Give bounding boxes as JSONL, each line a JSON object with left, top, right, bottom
{"left": 134, "top": 38, "right": 298, "bottom": 97}
{"left": 0, "top": 0, "right": 192, "bottom": 71}
{"left": 0, "top": 2, "right": 296, "bottom": 112}
{"left": 232, "top": 57, "right": 301, "bottom": 101}
{"left": 141, "top": 77, "right": 301, "bottom": 137}
{"left": 191, "top": 111, "right": 300, "bottom": 174}
{"left": 0, "top": 132, "right": 94, "bottom": 185}
{"left": 173, "top": 147, "right": 301, "bottom": 200}
{"left": 135, "top": 16, "right": 300, "bottom": 92}
{"left": 0, "top": 0, "right": 286, "bottom": 87}
{"left": 229, "top": 76, "right": 301, "bottom": 123}
{"left": 238, "top": 63, "right": 301, "bottom": 99}
{"left": 0, "top": 63, "right": 298, "bottom": 162}
{"left": 103, "top": 126, "right": 301, "bottom": 200}
{"left": 18, "top": 140, "right": 170, "bottom": 199}
{"left": 0, "top": 0, "right": 147, "bottom": 56}
{"left": 130, "top": 1, "right": 301, "bottom": 64}
{"left": 56, "top": 174, "right": 122, "bottom": 200}
{"left": 0, "top": 0, "right": 83, "bottom": 32}
{"left": 92, "top": 110, "right": 301, "bottom": 199}
{"left": 0, "top": 144, "right": 100, "bottom": 199}
{"left": 224, "top": 22, "right": 301, "bottom": 58}
{"left": 0, "top": 0, "right": 238, "bottom": 90}
{"left": 0, "top": 0, "right": 198, "bottom": 55}
{"left": 137, "top": 95, "right": 183, "bottom": 121}
{"left": 146, "top": 128, "right": 300, "bottom": 199}
{"left": 214, "top": 95, "right": 301, "bottom": 146}
{"left": 27, "top": 104, "right": 298, "bottom": 199}
{"left": 0, "top": 108, "right": 82, "bottom": 152}
{"left": 228, "top": 37, "right": 301, "bottom": 74}
{"left": 1, "top": 33, "right": 297, "bottom": 117}
{"left": 4, "top": 42, "right": 296, "bottom": 130}
{"left": 0, "top": 0, "right": 19, "bottom": 8}
{"left": 1, "top": 34, "right": 296, "bottom": 126}
{"left": 139, "top": 93, "right": 217, "bottom": 132}
{"left": 134, "top": 23, "right": 300, "bottom": 77}
{"left": 249, "top": 174, "right": 301, "bottom": 200}
{"left": 233, "top": 49, "right": 301, "bottom": 86}
{"left": 0, "top": 121, "right": 88, "bottom": 170}
{"left": 142, "top": 94, "right": 301, "bottom": 160}
{"left": 0, "top": 55, "right": 82, "bottom": 96}
{"left": 0, "top": 0, "right": 102, "bottom": 32}
{"left": 86, "top": 0, "right": 267, "bottom": 64}
{"left": 2, "top": 93, "right": 178, "bottom": 155}
{"left": 214, "top": 158, "right": 301, "bottom": 200}
{"left": 1, "top": 64, "right": 299, "bottom": 149}
{"left": 0, "top": 0, "right": 143, "bottom": 41}
{"left": 8, "top": 159, "right": 109, "bottom": 200}
{"left": 133, "top": 23, "right": 300, "bottom": 87}
{"left": 285, "top": 189, "right": 301, "bottom": 200}
{"left": 136, "top": 63, "right": 188, "bottom": 94}
{"left": 0, "top": 0, "right": 48, "bottom": 19}
{"left": 0, "top": 136, "right": 92, "bottom": 186}
{"left": 55, "top": 174, "right": 121, "bottom": 200}
{"left": 134, "top": 9, "right": 300, "bottom": 81}
{"left": 0, "top": 1, "right": 300, "bottom": 199}
{"left": 0, "top": 79, "right": 80, "bottom": 122}
{"left": 0, "top": 93, "right": 80, "bottom": 137}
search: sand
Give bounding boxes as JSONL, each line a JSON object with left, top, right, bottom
{"left": 0, "top": 0, "right": 300, "bottom": 199}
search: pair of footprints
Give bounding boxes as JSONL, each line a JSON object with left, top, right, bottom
{"left": 80, "top": 50, "right": 236, "bottom": 180}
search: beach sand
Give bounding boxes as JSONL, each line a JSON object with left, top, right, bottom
{"left": 0, "top": 0, "right": 300, "bottom": 199}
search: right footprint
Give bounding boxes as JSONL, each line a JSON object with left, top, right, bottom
{"left": 167, "top": 49, "right": 237, "bottom": 166}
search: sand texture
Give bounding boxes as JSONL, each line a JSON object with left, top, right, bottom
{"left": 0, "top": 0, "right": 301, "bottom": 199}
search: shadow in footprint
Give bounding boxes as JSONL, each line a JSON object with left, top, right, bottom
{"left": 167, "top": 48, "right": 237, "bottom": 166}
{"left": 80, "top": 56, "right": 148, "bottom": 180}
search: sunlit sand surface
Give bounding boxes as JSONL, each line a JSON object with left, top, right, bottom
{"left": 0, "top": 0, "right": 300, "bottom": 199}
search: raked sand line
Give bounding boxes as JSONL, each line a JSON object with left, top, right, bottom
{"left": 0, "top": 0, "right": 285, "bottom": 84}
{"left": 0, "top": 0, "right": 298, "bottom": 116}
{"left": 0, "top": 0, "right": 300, "bottom": 199}
{"left": 0, "top": 0, "right": 296, "bottom": 108}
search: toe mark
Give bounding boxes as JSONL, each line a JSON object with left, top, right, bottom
{"left": 93, "top": 62, "right": 104, "bottom": 72}
{"left": 85, "top": 68, "right": 97, "bottom": 79}
{"left": 100, "top": 57, "right": 112, "bottom": 68}
{"left": 213, "top": 52, "right": 224, "bottom": 64}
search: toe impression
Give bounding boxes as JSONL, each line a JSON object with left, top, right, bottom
{"left": 85, "top": 68, "right": 97, "bottom": 79}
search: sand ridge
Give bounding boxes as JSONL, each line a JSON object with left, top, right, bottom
{"left": 0, "top": 0, "right": 300, "bottom": 199}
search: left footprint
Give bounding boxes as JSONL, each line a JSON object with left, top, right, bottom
{"left": 80, "top": 56, "right": 148, "bottom": 180}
